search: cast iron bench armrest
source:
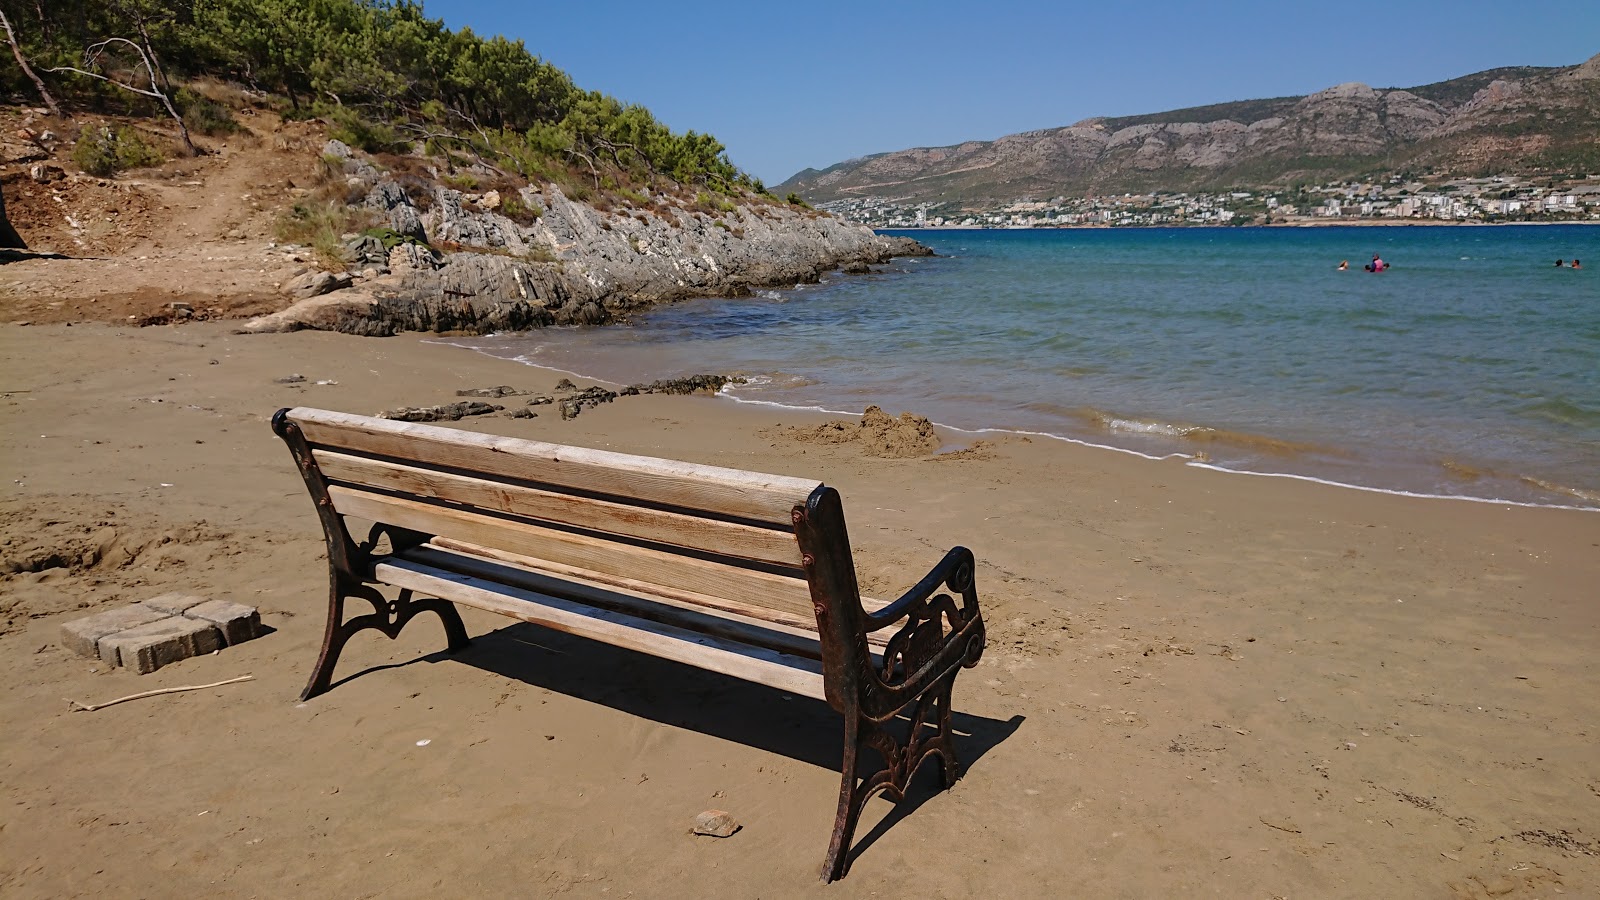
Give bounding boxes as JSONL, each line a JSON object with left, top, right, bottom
{"left": 865, "top": 546, "right": 976, "bottom": 633}
{"left": 850, "top": 545, "right": 985, "bottom": 720}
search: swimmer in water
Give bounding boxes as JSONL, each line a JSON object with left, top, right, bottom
{"left": 1572, "top": 259, "right": 1582, "bottom": 269}
{"left": 1555, "top": 259, "right": 1566, "bottom": 267}
{"left": 1337, "top": 260, "right": 1348, "bottom": 271}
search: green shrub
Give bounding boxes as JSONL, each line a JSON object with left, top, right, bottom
{"left": 326, "top": 107, "right": 402, "bottom": 154}
{"left": 695, "top": 191, "right": 736, "bottom": 213}
{"left": 274, "top": 199, "right": 374, "bottom": 270}
{"left": 565, "top": 180, "right": 593, "bottom": 202}
{"left": 278, "top": 103, "right": 320, "bottom": 123}
{"left": 785, "top": 192, "right": 811, "bottom": 208}
{"left": 177, "top": 88, "right": 240, "bottom": 136}
{"left": 72, "top": 126, "right": 165, "bottom": 176}
{"left": 500, "top": 193, "right": 543, "bottom": 225}
{"left": 360, "top": 226, "right": 429, "bottom": 251}
{"left": 319, "top": 152, "right": 346, "bottom": 181}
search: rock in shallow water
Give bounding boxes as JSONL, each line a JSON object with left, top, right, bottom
{"left": 378, "top": 400, "right": 502, "bottom": 422}
{"left": 622, "top": 374, "right": 746, "bottom": 396}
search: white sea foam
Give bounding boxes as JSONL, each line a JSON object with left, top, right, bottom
{"left": 945, "top": 424, "right": 1190, "bottom": 462}
{"left": 1183, "top": 462, "right": 1600, "bottom": 512}
{"left": 425, "top": 341, "right": 624, "bottom": 386}
{"left": 715, "top": 393, "right": 862, "bottom": 417}
{"left": 1101, "top": 417, "right": 1202, "bottom": 438}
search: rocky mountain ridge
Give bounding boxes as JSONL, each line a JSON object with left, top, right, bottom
{"left": 777, "top": 55, "right": 1600, "bottom": 207}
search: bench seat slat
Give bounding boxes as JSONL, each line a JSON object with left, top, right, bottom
{"left": 328, "top": 486, "right": 818, "bottom": 619}
{"left": 402, "top": 545, "right": 835, "bottom": 660}
{"left": 425, "top": 538, "right": 897, "bottom": 648}
{"left": 291, "top": 407, "right": 819, "bottom": 526}
{"left": 374, "top": 557, "right": 829, "bottom": 701}
{"left": 315, "top": 450, "right": 802, "bottom": 566}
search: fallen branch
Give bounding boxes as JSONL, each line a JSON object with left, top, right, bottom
{"left": 67, "top": 674, "right": 254, "bottom": 712}
{"left": 1259, "top": 816, "right": 1302, "bottom": 834}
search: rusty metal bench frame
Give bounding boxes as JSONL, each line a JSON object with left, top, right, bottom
{"left": 273, "top": 407, "right": 986, "bottom": 881}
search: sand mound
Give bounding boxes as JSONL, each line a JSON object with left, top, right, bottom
{"left": 791, "top": 405, "right": 941, "bottom": 458}
{"left": 0, "top": 499, "right": 241, "bottom": 634}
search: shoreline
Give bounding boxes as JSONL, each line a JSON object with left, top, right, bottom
{"left": 879, "top": 219, "right": 1600, "bottom": 231}
{"left": 719, "top": 391, "right": 1600, "bottom": 513}
{"left": 430, "top": 332, "right": 1600, "bottom": 514}
{"left": 4, "top": 321, "right": 1598, "bottom": 896}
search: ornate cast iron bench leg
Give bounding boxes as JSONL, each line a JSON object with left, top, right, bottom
{"left": 300, "top": 575, "right": 470, "bottom": 702}
{"left": 814, "top": 540, "right": 985, "bottom": 882}
{"left": 821, "top": 668, "right": 968, "bottom": 882}
{"left": 275, "top": 409, "right": 471, "bottom": 701}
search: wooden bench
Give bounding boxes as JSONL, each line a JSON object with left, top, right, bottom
{"left": 272, "top": 406, "right": 987, "bottom": 881}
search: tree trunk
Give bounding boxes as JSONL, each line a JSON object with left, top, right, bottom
{"left": 0, "top": 182, "right": 27, "bottom": 250}
{"left": 0, "top": 9, "right": 64, "bottom": 118}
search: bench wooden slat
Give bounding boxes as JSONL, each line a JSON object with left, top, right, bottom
{"left": 374, "top": 557, "right": 829, "bottom": 701}
{"left": 315, "top": 450, "right": 802, "bottom": 566}
{"left": 328, "top": 486, "right": 818, "bottom": 619}
{"left": 291, "top": 407, "right": 819, "bottom": 526}
{"left": 424, "top": 539, "right": 821, "bottom": 633}
{"left": 426, "top": 538, "right": 897, "bottom": 648}
{"left": 403, "top": 545, "right": 834, "bottom": 660}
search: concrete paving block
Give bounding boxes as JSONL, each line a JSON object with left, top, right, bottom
{"left": 99, "top": 616, "right": 224, "bottom": 674}
{"left": 183, "top": 599, "right": 263, "bottom": 646}
{"left": 59, "top": 605, "right": 167, "bottom": 659}
{"left": 139, "top": 593, "right": 211, "bottom": 616}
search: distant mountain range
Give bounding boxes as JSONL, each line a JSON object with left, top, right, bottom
{"left": 775, "top": 54, "right": 1600, "bottom": 208}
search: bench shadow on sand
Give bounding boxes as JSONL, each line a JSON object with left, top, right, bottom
{"left": 331, "top": 619, "right": 1023, "bottom": 867}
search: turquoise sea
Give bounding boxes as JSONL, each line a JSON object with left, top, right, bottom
{"left": 446, "top": 225, "right": 1600, "bottom": 510}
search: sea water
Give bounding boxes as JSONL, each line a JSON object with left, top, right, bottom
{"left": 444, "top": 225, "right": 1600, "bottom": 510}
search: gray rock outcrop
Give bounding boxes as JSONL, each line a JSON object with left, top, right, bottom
{"left": 244, "top": 141, "right": 930, "bottom": 336}
{"left": 365, "top": 179, "right": 427, "bottom": 242}
{"left": 283, "top": 270, "right": 353, "bottom": 299}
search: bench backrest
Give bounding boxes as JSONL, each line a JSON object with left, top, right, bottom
{"left": 275, "top": 408, "right": 845, "bottom": 627}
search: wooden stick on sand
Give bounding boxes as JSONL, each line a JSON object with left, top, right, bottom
{"left": 66, "top": 674, "right": 254, "bottom": 712}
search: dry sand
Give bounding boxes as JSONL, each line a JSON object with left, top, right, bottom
{"left": 1, "top": 321, "right": 1596, "bottom": 898}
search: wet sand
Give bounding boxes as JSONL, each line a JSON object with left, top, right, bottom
{"left": 2, "top": 322, "right": 1596, "bottom": 898}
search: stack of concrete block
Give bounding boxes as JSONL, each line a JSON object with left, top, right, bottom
{"left": 61, "top": 593, "right": 263, "bottom": 674}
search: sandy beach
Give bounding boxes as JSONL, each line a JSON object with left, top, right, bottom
{"left": 2, "top": 321, "right": 1597, "bottom": 898}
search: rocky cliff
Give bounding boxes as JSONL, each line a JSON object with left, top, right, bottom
{"left": 246, "top": 141, "right": 929, "bottom": 335}
{"left": 777, "top": 55, "right": 1600, "bottom": 206}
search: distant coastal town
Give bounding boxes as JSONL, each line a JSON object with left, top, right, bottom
{"left": 823, "top": 175, "right": 1600, "bottom": 228}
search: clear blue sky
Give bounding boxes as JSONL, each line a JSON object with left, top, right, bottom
{"left": 436, "top": 1, "right": 1599, "bottom": 186}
